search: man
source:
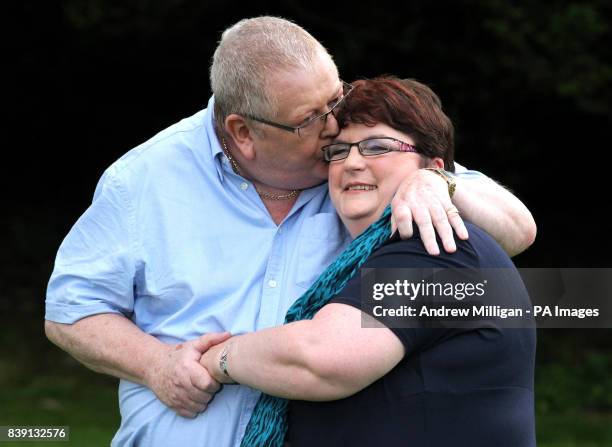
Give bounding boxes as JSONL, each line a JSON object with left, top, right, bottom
{"left": 45, "top": 17, "right": 536, "bottom": 447}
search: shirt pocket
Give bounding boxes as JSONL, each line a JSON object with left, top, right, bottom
{"left": 295, "top": 213, "right": 348, "bottom": 290}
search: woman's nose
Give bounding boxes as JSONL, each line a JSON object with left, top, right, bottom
{"left": 343, "top": 144, "right": 366, "bottom": 170}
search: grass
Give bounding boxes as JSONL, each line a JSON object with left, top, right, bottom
{"left": 537, "top": 412, "right": 612, "bottom": 447}
{"left": 1, "top": 322, "right": 611, "bottom": 446}
{"left": 2, "top": 364, "right": 611, "bottom": 446}
{"left": 0, "top": 359, "right": 119, "bottom": 447}
{"left": 0, "top": 320, "right": 119, "bottom": 447}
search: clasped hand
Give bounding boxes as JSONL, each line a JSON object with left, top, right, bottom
{"left": 144, "top": 332, "right": 231, "bottom": 418}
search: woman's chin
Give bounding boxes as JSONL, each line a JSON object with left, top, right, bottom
{"left": 341, "top": 208, "right": 372, "bottom": 222}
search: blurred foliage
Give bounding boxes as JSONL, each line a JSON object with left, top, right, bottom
{"left": 536, "top": 329, "right": 612, "bottom": 413}
{"left": 479, "top": 1, "right": 611, "bottom": 116}
{"left": 6, "top": 0, "right": 611, "bottom": 268}
{"left": 52, "top": 0, "right": 612, "bottom": 117}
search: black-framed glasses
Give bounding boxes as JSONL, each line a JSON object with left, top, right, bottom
{"left": 321, "top": 137, "right": 419, "bottom": 162}
{"left": 244, "top": 81, "right": 354, "bottom": 137}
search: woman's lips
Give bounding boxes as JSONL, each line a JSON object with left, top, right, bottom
{"left": 344, "top": 184, "right": 377, "bottom": 192}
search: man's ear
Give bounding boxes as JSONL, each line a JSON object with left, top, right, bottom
{"left": 225, "top": 114, "right": 256, "bottom": 160}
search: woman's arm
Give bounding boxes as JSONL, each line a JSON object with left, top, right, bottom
{"left": 200, "top": 303, "right": 405, "bottom": 401}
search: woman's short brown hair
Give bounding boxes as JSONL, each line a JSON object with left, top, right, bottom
{"left": 336, "top": 76, "right": 455, "bottom": 171}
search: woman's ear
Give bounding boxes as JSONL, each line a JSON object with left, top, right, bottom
{"left": 225, "top": 114, "right": 256, "bottom": 160}
{"left": 431, "top": 157, "right": 444, "bottom": 169}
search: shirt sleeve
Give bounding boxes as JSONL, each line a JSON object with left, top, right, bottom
{"left": 45, "top": 169, "right": 138, "bottom": 323}
{"left": 330, "top": 242, "right": 460, "bottom": 355}
{"left": 453, "top": 162, "right": 487, "bottom": 180}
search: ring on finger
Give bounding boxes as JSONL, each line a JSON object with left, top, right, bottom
{"left": 445, "top": 205, "right": 460, "bottom": 216}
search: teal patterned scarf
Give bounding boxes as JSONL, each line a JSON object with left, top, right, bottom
{"left": 240, "top": 206, "right": 392, "bottom": 446}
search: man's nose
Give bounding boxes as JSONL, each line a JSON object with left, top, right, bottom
{"left": 321, "top": 112, "right": 340, "bottom": 139}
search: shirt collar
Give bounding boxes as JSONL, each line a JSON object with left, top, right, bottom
{"left": 204, "top": 96, "right": 231, "bottom": 183}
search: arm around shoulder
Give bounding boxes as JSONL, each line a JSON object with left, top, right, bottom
{"left": 453, "top": 173, "right": 536, "bottom": 257}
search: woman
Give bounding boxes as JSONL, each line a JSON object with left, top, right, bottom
{"left": 200, "top": 76, "right": 536, "bottom": 447}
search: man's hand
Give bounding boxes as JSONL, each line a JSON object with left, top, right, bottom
{"left": 144, "top": 332, "right": 231, "bottom": 418}
{"left": 391, "top": 168, "right": 468, "bottom": 255}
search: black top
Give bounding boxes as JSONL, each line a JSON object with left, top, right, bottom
{"left": 288, "top": 223, "right": 536, "bottom": 447}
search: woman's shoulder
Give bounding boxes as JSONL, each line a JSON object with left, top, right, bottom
{"left": 372, "top": 221, "right": 513, "bottom": 269}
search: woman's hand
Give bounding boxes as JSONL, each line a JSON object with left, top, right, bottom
{"left": 193, "top": 305, "right": 405, "bottom": 401}
{"left": 200, "top": 337, "right": 237, "bottom": 384}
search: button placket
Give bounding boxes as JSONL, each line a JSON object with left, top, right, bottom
{"left": 256, "top": 229, "right": 285, "bottom": 330}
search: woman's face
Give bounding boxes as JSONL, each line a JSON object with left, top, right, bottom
{"left": 328, "top": 122, "right": 436, "bottom": 237}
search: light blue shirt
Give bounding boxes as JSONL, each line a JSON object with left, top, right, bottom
{"left": 46, "top": 96, "right": 481, "bottom": 446}
{"left": 46, "top": 97, "right": 351, "bottom": 447}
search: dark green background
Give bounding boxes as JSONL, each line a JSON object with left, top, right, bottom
{"left": 2, "top": 1, "right": 611, "bottom": 445}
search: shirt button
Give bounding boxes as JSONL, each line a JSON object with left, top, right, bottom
{"left": 268, "top": 280, "right": 277, "bottom": 288}
{"left": 240, "top": 182, "right": 249, "bottom": 190}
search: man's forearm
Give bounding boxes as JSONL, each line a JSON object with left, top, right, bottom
{"left": 45, "top": 313, "right": 166, "bottom": 384}
{"left": 453, "top": 176, "right": 536, "bottom": 256}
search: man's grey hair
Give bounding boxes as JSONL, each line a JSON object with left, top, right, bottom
{"left": 210, "top": 16, "right": 336, "bottom": 124}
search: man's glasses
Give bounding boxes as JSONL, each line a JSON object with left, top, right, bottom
{"left": 321, "top": 137, "right": 419, "bottom": 162}
{"left": 244, "top": 81, "right": 354, "bottom": 137}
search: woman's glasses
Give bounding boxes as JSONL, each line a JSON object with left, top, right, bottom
{"left": 321, "top": 137, "right": 418, "bottom": 162}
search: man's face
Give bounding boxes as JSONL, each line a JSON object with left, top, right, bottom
{"left": 250, "top": 53, "right": 342, "bottom": 190}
